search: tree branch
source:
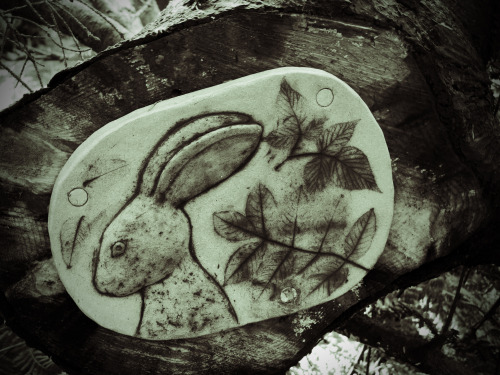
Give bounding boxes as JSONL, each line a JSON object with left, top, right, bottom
{"left": 342, "top": 314, "right": 476, "bottom": 375}
{"left": 441, "top": 266, "right": 470, "bottom": 336}
{"left": 467, "top": 295, "right": 500, "bottom": 339}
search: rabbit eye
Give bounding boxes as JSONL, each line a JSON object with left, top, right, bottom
{"left": 111, "top": 241, "right": 127, "bottom": 258}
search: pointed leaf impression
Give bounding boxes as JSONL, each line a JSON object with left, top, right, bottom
{"left": 225, "top": 241, "right": 266, "bottom": 285}
{"left": 245, "top": 184, "right": 275, "bottom": 236}
{"left": 344, "top": 208, "right": 376, "bottom": 259}
{"left": 265, "top": 78, "right": 382, "bottom": 193}
{"left": 332, "top": 147, "right": 380, "bottom": 191}
{"left": 308, "top": 208, "right": 376, "bottom": 297}
{"left": 214, "top": 182, "right": 374, "bottom": 301}
{"left": 265, "top": 78, "right": 305, "bottom": 150}
{"left": 318, "top": 120, "right": 358, "bottom": 155}
{"left": 213, "top": 211, "right": 256, "bottom": 242}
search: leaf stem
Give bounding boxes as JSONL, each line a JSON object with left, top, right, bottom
{"left": 215, "top": 215, "right": 370, "bottom": 272}
{"left": 275, "top": 152, "right": 336, "bottom": 171}
{"left": 297, "top": 217, "right": 333, "bottom": 275}
{"left": 258, "top": 189, "right": 302, "bottom": 296}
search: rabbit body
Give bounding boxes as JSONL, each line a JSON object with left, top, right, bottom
{"left": 138, "top": 255, "right": 236, "bottom": 338}
{"left": 93, "top": 113, "right": 262, "bottom": 337}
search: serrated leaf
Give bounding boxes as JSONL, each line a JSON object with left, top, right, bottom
{"left": 213, "top": 211, "right": 256, "bottom": 241}
{"left": 332, "top": 146, "right": 380, "bottom": 191}
{"left": 297, "top": 218, "right": 336, "bottom": 274}
{"left": 303, "top": 118, "right": 326, "bottom": 140}
{"left": 225, "top": 241, "right": 266, "bottom": 285}
{"left": 279, "top": 78, "right": 302, "bottom": 110}
{"left": 307, "top": 209, "right": 375, "bottom": 297}
{"left": 345, "top": 208, "right": 376, "bottom": 260}
{"left": 276, "top": 78, "right": 306, "bottom": 139}
{"left": 303, "top": 155, "right": 334, "bottom": 192}
{"left": 309, "top": 267, "right": 349, "bottom": 296}
{"left": 318, "top": 120, "right": 359, "bottom": 155}
{"left": 245, "top": 183, "right": 276, "bottom": 236}
{"left": 255, "top": 245, "right": 295, "bottom": 285}
{"left": 265, "top": 123, "right": 299, "bottom": 149}
{"left": 307, "top": 252, "right": 344, "bottom": 277}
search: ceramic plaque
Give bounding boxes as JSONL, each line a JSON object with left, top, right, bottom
{"left": 48, "top": 67, "right": 394, "bottom": 340}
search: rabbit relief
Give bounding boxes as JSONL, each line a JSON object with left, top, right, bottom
{"left": 48, "top": 68, "right": 394, "bottom": 340}
{"left": 93, "top": 114, "right": 260, "bottom": 337}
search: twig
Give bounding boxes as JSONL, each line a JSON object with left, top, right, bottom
{"left": 349, "top": 344, "right": 366, "bottom": 375}
{"left": 467, "top": 295, "right": 500, "bottom": 339}
{"left": 47, "top": 1, "right": 85, "bottom": 60}
{"left": 5, "top": 14, "right": 52, "bottom": 30}
{"left": 1, "top": 13, "right": 44, "bottom": 85}
{"left": 14, "top": 56, "right": 29, "bottom": 88}
{"left": 0, "top": 1, "right": 46, "bottom": 14}
{"left": 53, "top": 2, "right": 101, "bottom": 43}
{"left": 0, "top": 60, "right": 33, "bottom": 92}
{"left": 45, "top": 0, "right": 67, "bottom": 67}
{"left": 26, "top": 0, "right": 52, "bottom": 27}
{"left": 0, "top": 21, "right": 7, "bottom": 57}
{"left": 396, "top": 302, "right": 439, "bottom": 336}
{"left": 0, "top": 341, "right": 25, "bottom": 353}
{"left": 10, "top": 27, "right": 43, "bottom": 86}
{"left": 30, "top": 349, "right": 53, "bottom": 369}
{"left": 442, "top": 266, "right": 471, "bottom": 335}
{"left": 74, "top": 0, "right": 125, "bottom": 37}
{"left": 133, "top": 0, "right": 154, "bottom": 19}
{"left": 365, "top": 346, "right": 371, "bottom": 375}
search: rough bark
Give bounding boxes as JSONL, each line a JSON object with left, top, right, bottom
{"left": 0, "top": 0, "right": 499, "bottom": 374}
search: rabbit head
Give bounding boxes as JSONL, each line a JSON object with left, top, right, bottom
{"left": 93, "top": 113, "right": 262, "bottom": 297}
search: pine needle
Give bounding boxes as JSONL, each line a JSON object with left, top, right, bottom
{"left": 45, "top": 1, "right": 67, "bottom": 67}
{"left": 14, "top": 56, "right": 29, "bottom": 88}
{"left": 26, "top": 0, "right": 52, "bottom": 27}
{"left": 48, "top": 1, "right": 85, "bottom": 59}
{"left": 0, "top": 60, "right": 34, "bottom": 92}
{"left": 53, "top": 2, "right": 101, "bottom": 43}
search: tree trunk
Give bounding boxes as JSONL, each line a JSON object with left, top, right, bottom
{"left": 1, "top": 1, "right": 499, "bottom": 374}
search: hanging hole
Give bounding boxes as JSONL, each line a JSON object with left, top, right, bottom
{"left": 316, "top": 88, "right": 334, "bottom": 107}
{"left": 68, "top": 188, "right": 88, "bottom": 207}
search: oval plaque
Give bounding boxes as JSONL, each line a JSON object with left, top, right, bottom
{"left": 48, "top": 67, "right": 394, "bottom": 340}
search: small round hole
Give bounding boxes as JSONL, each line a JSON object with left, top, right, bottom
{"left": 316, "top": 88, "right": 334, "bottom": 107}
{"left": 68, "top": 188, "right": 88, "bottom": 207}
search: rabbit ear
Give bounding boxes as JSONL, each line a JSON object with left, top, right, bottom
{"left": 153, "top": 124, "right": 262, "bottom": 207}
{"left": 140, "top": 113, "right": 254, "bottom": 197}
